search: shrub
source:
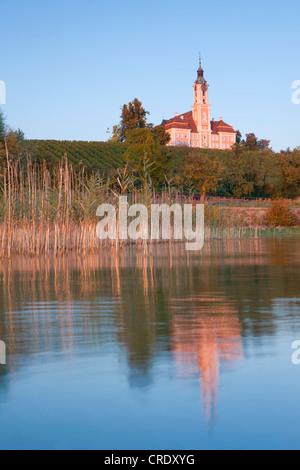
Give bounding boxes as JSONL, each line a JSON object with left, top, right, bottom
{"left": 266, "top": 199, "right": 299, "bottom": 227}
{"left": 204, "top": 203, "right": 224, "bottom": 227}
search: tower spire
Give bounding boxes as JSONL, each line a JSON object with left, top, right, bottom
{"left": 196, "top": 54, "right": 206, "bottom": 84}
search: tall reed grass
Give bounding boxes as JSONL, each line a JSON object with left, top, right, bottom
{"left": 0, "top": 154, "right": 292, "bottom": 258}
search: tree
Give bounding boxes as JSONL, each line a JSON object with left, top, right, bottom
{"left": 243, "top": 133, "right": 272, "bottom": 152}
{"left": 125, "top": 129, "right": 160, "bottom": 169}
{"left": 0, "top": 108, "right": 7, "bottom": 143}
{"left": 107, "top": 124, "right": 122, "bottom": 143}
{"left": 244, "top": 133, "right": 259, "bottom": 151}
{"left": 279, "top": 150, "right": 300, "bottom": 198}
{"left": 258, "top": 139, "right": 271, "bottom": 151}
{"left": 0, "top": 112, "right": 28, "bottom": 166}
{"left": 126, "top": 124, "right": 171, "bottom": 146}
{"left": 151, "top": 125, "right": 171, "bottom": 146}
{"left": 242, "top": 151, "right": 280, "bottom": 197}
{"left": 120, "top": 98, "right": 149, "bottom": 142}
{"left": 236, "top": 130, "right": 242, "bottom": 144}
{"left": 180, "top": 152, "right": 225, "bottom": 201}
{"left": 124, "top": 128, "right": 160, "bottom": 200}
{"left": 220, "top": 152, "right": 254, "bottom": 197}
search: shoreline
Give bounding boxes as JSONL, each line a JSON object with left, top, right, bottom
{"left": 0, "top": 224, "right": 299, "bottom": 258}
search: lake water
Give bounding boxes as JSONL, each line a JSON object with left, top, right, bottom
{"left": 0, "top": 238, "right": 299, "bottom": 450}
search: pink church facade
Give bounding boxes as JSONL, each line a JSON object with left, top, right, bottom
{"left": 162, "top": 59, "right": 237, "bottom": 150}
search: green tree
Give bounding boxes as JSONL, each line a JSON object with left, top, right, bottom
{"left": 220, "top": 152, "right": 254, "bottom": 197}
{"left": 107, "top": 124, "right": 122, "bottom": 143}
{"left": 258, "top": 139, "right": 271, "bottom": 151}
{"left": 244, "top": 133, "right": 259, "bottom": 151}
{"left": 244, "top": 133, "right": 272, "bottom": 152}
{"left": 279, "top": 150, "right": 300, "bottom": 198}
{"left": 0, "top": 108, "right": 7, "bottom": 143}
{"left": 124, "top": 128, "right": 160, "bottom": 200}
{"left": 151, "top": 125, "right": 171, "bottom": 145}
{"left": 236, "top": 130, "right": 242, "bottom": 144}
{"left": 125, "top": 128, "right": 160, "bottom": 168}
{"left": 242, "top": 151, "right": 280, "bottom": 197}
{"left": 180, "top": 151, "right": 225, "bottom": 201}
{"left": 120, "top": 98, "right": 149, "bottom": 142}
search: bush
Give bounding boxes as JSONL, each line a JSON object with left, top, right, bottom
{"left": 204, "top": 203, "right": 224, "bottom": 227}
{"left": 266, "top": 199, "right": 299, "bottom": 227}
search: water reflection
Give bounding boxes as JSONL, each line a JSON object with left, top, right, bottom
{"left": 172, "top": 295, "right": 243, "bottom": 422}
{"left": 0, "top": 238, "right": 300, "bottom": 441}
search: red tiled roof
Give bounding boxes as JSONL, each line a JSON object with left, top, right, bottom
{"left": 162, "top": 111, "right": 197, "bottom": 132}
{"left": 162, "top": 113, "right": 236, "bottom": 135}
{"left": 211, "top": 120, "right": 236, "bottom": 134}
{"left": 165, "top": 122, "right": 190, "bottom": 130}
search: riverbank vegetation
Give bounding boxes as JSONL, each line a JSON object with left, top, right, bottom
{"left": 0, "top": 106, "right": 299, "bottom": 256}
{"left": 0, "top": 154, "right": 298, "bottom": 257}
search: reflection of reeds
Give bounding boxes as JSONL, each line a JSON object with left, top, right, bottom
{"left": 1, "top": 240, "right": 299, "bottom": 378}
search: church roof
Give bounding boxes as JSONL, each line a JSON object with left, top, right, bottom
{"left": 162, "top": 114, "right": 236, "bottom": 135}
{"left": 162, "top": 111, "right": 197, "bottom": 132}
{"left": 211, "top": 119, "right": 236, "bottom": 134}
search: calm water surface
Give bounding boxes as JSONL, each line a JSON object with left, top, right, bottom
{"left": 0, "top": 238, "right": 299, "bottom": 450}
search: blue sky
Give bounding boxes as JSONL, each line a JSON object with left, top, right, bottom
{"left": 1, "top": 0, "right": 299, "bottom": 151}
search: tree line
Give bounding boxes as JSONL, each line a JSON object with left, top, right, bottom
{"left": 106, "top": 99, "right": 300, "bottom": 199}
{"left": 1, "top": 101, "right": 299, "bottom": 200}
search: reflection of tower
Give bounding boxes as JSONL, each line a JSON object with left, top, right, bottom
{"left": 172, "top": 295, "right": 243, "bottom": 423}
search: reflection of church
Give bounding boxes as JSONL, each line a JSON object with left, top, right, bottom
{"left": 162, "top": 58, "right": 237, "bottom": 149}
{"left": 172, "top": 295, "right": 243, "bottom": 422}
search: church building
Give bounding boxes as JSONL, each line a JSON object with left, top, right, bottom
{"left": 161, "top": 59, "right": 237, "bottom": 149}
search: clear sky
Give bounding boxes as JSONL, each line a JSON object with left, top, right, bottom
{"left": 1, "top": 0, "right": 300, "bottom": 151}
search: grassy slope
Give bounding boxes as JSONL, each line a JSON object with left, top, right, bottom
{"left": 28, "top": 139, "right": 227, "bottom": 170}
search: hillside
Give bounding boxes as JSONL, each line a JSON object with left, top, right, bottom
{"left": 28, "top": 139, "right": 216, "bottom": 170}
{"left": 29, "top": 140, "right": 128, "bottom": 170}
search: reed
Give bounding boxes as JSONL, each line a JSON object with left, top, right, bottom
{"left": 0, "top": 156, "right": 298, "bottom": 258}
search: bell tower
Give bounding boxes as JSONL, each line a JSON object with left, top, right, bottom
{"left": 192, "top": 56, "right": 211, "bottom": 148}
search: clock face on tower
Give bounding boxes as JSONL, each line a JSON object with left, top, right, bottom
{"left": 202, "top": 83, "right": 208, "bottom": 93}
